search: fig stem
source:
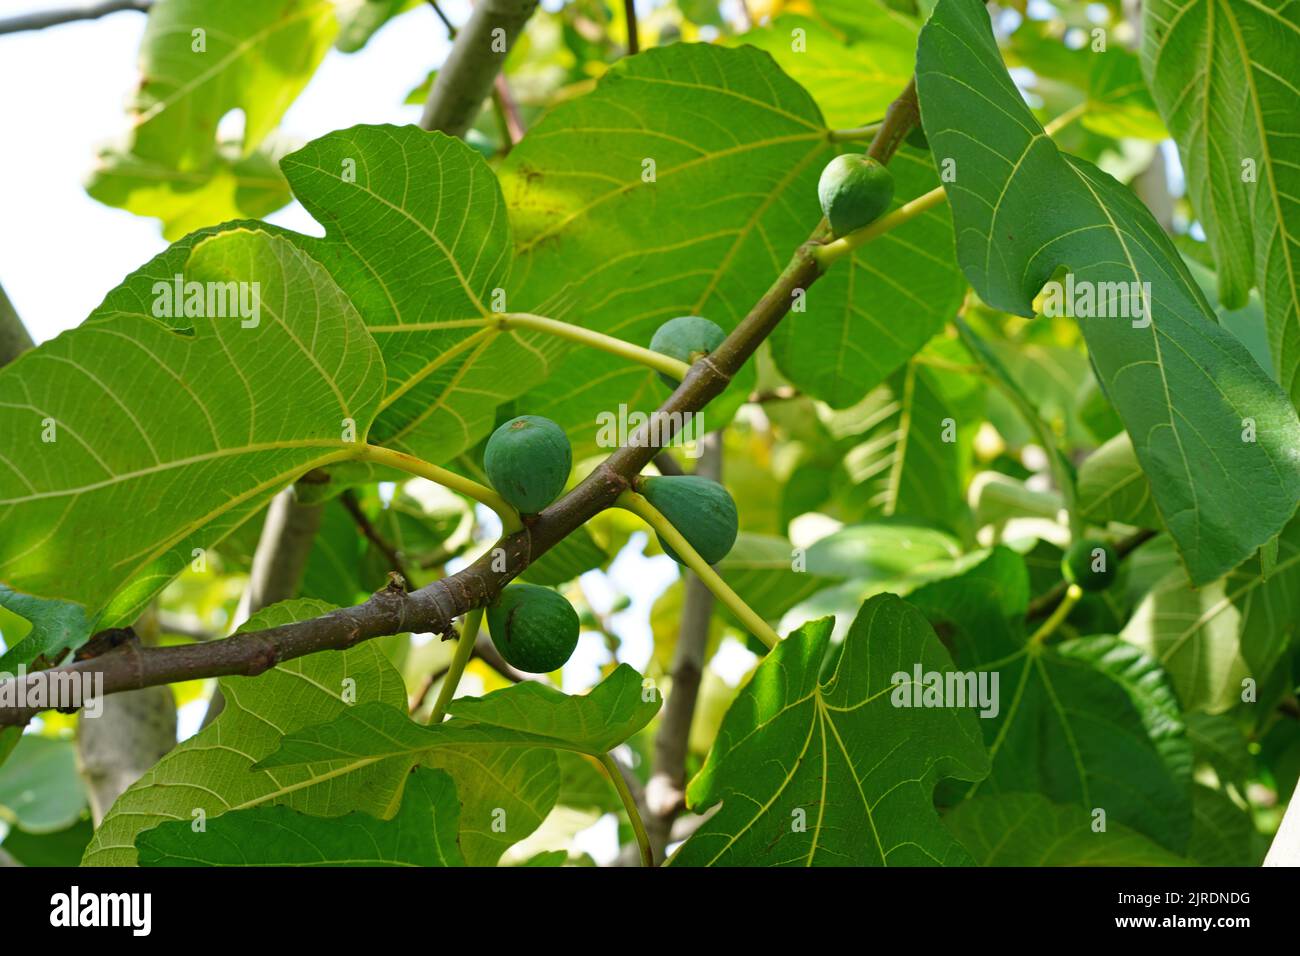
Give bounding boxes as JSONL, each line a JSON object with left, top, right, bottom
{"left": 829, "top": 121, "right": 884, "bottom": 142}
{"left": 357, "top": 444, "right": 523, "bottom": 533}
{"left": 813, "top": 186, "right": 947, "bottom": 267}
{"left": 494, "top": 312, "right": 693, "bottom": 381}
{"left": 1028, "top": 583, "right": 1083, "bottom": 646}
{"left": 813, "top": 101, "right": 1090, "bottom": 268}
{"left": 616, "top": 490, "right": 780, "bottom": 650}
{"left": 597, "top": 751, "right": 654, "bottom": 868}
{"left": 428, "top": 608, "right": 483, "bottom": 724}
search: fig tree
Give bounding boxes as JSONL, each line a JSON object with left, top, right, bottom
{"left": 818, "top": 153, "right": 895, "bottom": 238}
{"left": 486, "top": 583, "right": 581, "bottom": 673}
{"left": 649, "top": 315, "right": 726, "bottom": 386}
{"left": 641, "top": 475, "right": 738, "bottom": 565}
{"left": 1061, "top": 538, "right": 1117, "bottom": 592}
{"left": 483, "top": 415, "right": 572, "bottom": 514}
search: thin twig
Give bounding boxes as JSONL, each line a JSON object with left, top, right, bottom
{"left": 427, "top": 0, "right": 456, "bottom": 38}
{"left": 0, "top": 0, "right": 149, "bottom": 35}
{"left": 340, "top": 489, "right": 410, "bottom": 583}
{"left": 491, "top": 75, "right": 526, "bottom": 150}
{"left": 746, "top": 385, "right": 800, "bottom": 403}
{"left": 623, "top": 0, "right": 638, "bottom": 54}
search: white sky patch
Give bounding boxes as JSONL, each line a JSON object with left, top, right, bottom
{"left": 0, "top": 0, "right": 459, "bottom": 343}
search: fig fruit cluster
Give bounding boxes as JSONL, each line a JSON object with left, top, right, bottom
{"left": 482, "top": 414, "right": 580, "bottom": 672}
{"left": 476, "top": 315, "right": 744, "bottom": 673}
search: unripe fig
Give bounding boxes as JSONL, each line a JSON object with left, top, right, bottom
{"left": 1062, "top": 538, "right": 1117, "bottom": 592}
{"left": 641, "top": 475, "right": 738, "bottom": 565}
{"left": 487, "top": 583, "right": 581, "bottom": 673}
{"left": 484, "top": 415, "right": 572, "bottom": 514}
{"left": 818, "top": 153, "right": 894, "bottom": 238}
{"left": 649, "top": 315, "right": 726, "bottom": 386}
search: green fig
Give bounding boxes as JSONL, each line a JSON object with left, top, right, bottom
{"left": 641, "top": 475, "right": 738, "bottom": 565}
{"left": 483, "top": 415, "right": 572, "bottom": 514}
{"left": 649, "top": 315, "right": 726, "bottom": 387}
{"left": 487, "top": 584, "right": 581, "bottom": 673}
{"left": 1061, "top": 538, "right": 1117, "bottom": 592}
{"left": 818, "top": 153, "right": 895, "bottom": 238}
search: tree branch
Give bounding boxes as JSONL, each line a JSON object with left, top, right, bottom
{"left": 492, "top": 74, "right": 526, "bottom": 148}
{"left": 199, "top": 486, "right": 322, "bottom": 728}
{"left": 652, "top": 451, "right": 686, "bottom": 477}
{"left": 420, "top": 0, "right": 539, "bottom": 138}
{"left": 0, "top": 281, "right": 35, "bottom": 367}
{"left": 0, "top": 0, "right": 149, "bottom": 35}
{"left": 645, "top": 432, "right": 720, "bottom": 860}
{"left": 0, "top": 71, "right": 927, "bottom": 727}
{"left": 623, "top": 0, "right": 638, "bottom": 55}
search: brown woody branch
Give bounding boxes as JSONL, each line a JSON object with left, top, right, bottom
{"left": 0, "top": 73, "right": 926, "bottom": 728}
{"left": 645, "top": 432, "right": 721, "bottom": 860}
{"left": 420, "top": 0, "right": 539, "bottom": 138}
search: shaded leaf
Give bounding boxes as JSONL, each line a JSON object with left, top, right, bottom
{"left": 258, "top": 664, "right": 661, "bottom": 766}
{"left": 1187, "top": 783, "right": 1257, "bottom": 867}
{"left": 717, "top": 533, "right": 840, "bottom": 621}
{"left": 671, "top": 595, "right": 989, "bottom": 866}
{"left": 910, "top": 547, "right": 1194, "bottom": 852}
{"left": 1077, "top": 432, "right": 1161, "bottom": 528}
{"left": 0, "top": 735, "right": 87, "bottom": 834}
{"left": 256, "top": 664, "right": 659, "bottom": 865}
{"left": 945, "top": 793, "right": 1183, "bottom": 866}
{"left": 136, "top": 767, "right": 463, "bottom": 866}
{"left": 1123, "top": 515, "right": 1300, "bottom": 711}
{"left": 833, "top": 355, "right": 982, "bottom": 535}
{"left": 0, "top": 817, "right": 93, "bottom": 867}
{"left": 82, "top": 599, "right": 412, "bottom": 866}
